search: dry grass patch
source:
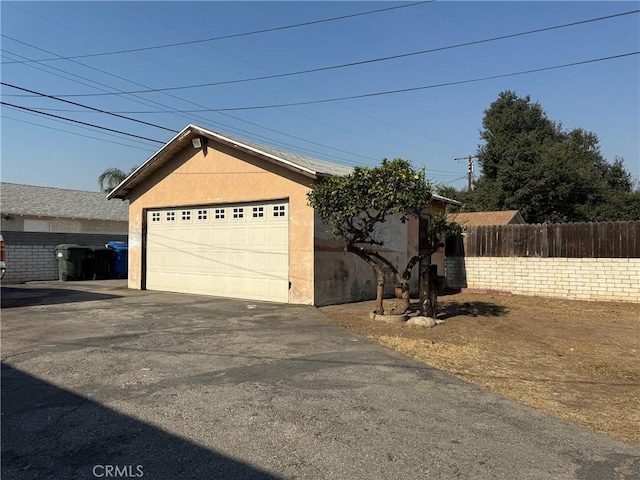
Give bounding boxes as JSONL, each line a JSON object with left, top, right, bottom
{"left": 320, "top": 293, "right": 640, "bottom": 445}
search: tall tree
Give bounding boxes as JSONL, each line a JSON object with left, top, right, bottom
{"left": 474, "top": 91, "right": 638, "bottom": 223}
{"left": 308, "top": 158, "right": 460, "bottom": 315}
{"left": 98, "top": 166, "right": 137, "bottom": 193}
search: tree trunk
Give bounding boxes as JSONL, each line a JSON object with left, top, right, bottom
{"left": 420, "top": 264, "right": 438, "bottom": 318}
{"left": 398, "top": 278, "right": 411, "bottom": 313}
{"left": 375, "top": 268, "right": 385, "bottom": 314}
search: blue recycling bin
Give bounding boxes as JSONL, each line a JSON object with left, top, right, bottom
{"left": 106, "top": 241, "right": 128, "bottom": 279}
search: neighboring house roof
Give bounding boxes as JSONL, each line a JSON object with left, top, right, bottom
{"left": 447, "top": 210, "right": 525, "bottom": 228}
{"left": 1, "top": 182, "right": 129, "bottom": 221}
{"left": 107, "top": 124, "right": 460, "bottom": 206}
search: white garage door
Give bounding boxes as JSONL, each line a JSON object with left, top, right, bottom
{"left": 145, "top": 201, "right": 289, "bottom": 302}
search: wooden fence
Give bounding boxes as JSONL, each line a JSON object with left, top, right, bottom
{"left": 446, "top": 221, "right": 640, "bottom": 258}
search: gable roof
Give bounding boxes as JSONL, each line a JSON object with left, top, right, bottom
{"left": 108, "top": 124, "right": 354, "bottom": 200}
{"left": 107, "top": 124, "right": 460, "bottom": 206}
{"left": 447, "top": 210, "right": 525, "bottom": 228}
{"left": 1, "top": 182, "right": 129, "bottom": 221}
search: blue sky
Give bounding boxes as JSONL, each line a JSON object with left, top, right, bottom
{"left": 1, "top": 1, "right": 638, "bottom": 193}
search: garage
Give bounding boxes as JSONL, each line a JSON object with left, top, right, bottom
{"left": 145, "top": 200, "right": 289, "bottom": 302}
{"left": 107, "top": 124, "right": 455, "bottom": 305}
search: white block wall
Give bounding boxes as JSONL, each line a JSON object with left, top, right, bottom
{"left": 3, "top": 244, "right": 59, "bottom": 284}
{"left": 446, "top": 257, "right": 640, "bottom": 303}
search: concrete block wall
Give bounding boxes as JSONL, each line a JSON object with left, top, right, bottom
{"left": 1, "top": 232, "right": 127, "bottom": 284}
{"left": 445, "top": 257, "right": 466, "bottom": 290}
{"left": 445, "top": 257, "right": 640, "bottom": 303}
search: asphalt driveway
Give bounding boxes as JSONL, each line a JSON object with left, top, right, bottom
{"left": 2, "top": 281, "right": 638, "bottom": 480}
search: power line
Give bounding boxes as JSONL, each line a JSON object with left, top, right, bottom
{"left": 5, "top": 8, "right": 632, "bottom": 158}
{"left": 2, "top": 114, "right": 157, "bottom": 152}
{"left": 1, "top": 102, "right": 165, "bottom": 143}
{"left": 97, "top": 52, "right": 640, "bottom": 113}
{"left": 4, "top": 108, "right": 160, "bottom": 147}
{"left": 0, "top": 47, "right": 219, "bottom": 126}
{"left": 0, "top": 2, "right": 432, "bottom": 64}
{"left": 113, "top": 1, "right": 458, "bottom": 158}
{"left": 0, "top": 38, "right": 374, "bottom": 166}
{"left": 6, "top": 48, "right": 633, "bottom": 169}
{"left": 13, "top": 9, "right": 636, "bottom": 98}
{"left": 1, "top": 48, "right": 125, "bottom": 96}
{"left": 1, "top": 48, "right": 457, "bottom": 160}
{"left": 0, "top": 36, "right": 223, "bottom": 121}
{"left": 1, "top": 82, "right": 177, "bottom": 132}
{"left": 0, "top": 5, "right": 464, "bottom": 157}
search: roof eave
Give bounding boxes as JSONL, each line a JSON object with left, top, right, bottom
{"left": 432, "top": 193, "right": 462, "bottom": 206}
{"left": 107, "top": 126, "right": 193, "bottom": 200}
{"left": 191, "top": 126, "right": 319, "bottom": 179}
{"left": 107, "top": 125, "right": 325, "bottom": 201}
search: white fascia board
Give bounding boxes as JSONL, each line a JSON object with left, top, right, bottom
{"left": 192, "top": 125, "right": 318, "bottom": 177}
{"left": 107, "top": 126, "right": 193, "bottom": 200}
{"left": 432, "top": 193, "right": 462, "bottom": 206}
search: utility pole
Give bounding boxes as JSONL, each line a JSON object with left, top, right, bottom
{"left": 454, "top": 155, "right": 477, "bottom": 191}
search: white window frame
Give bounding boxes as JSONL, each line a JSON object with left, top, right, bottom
{"left": 196, "top": 209, "right": 209, "bottom": 222}
{"left": 252, "top": 206, "right": 265, "bottom": 220}
{"left": 272, "top": 204, "right": 287, "bottom": 218}
{"left": 214, "top": 208, "right": 226, "bottom": 221}
{"left": 232, "top": 207, "right": 245, "bottom": 220}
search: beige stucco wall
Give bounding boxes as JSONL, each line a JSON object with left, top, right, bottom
{"left": 126, "top": 141, "right": 316, "bottom": 304}
{"left": 0, "top": 215, "right": 127, "bottom": 234}
{"left": 313, "top": 202, "right": 448, "bottom": 306}
{"left": 313, "top": 213, "right": 410, "bottom": 306}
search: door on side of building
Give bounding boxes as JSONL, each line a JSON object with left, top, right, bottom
{"left": 145, "top": 200, "right": 289, "bottom": 302}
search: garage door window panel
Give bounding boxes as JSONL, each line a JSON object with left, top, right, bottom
{"left": 232, "top": 207, "right": 245, "bottom": 220}
{"left": 273, "top": 205, "right": 287, "bottom": 219}
{"left": 196, "top": 209, "right": 209, "bottom": 222}
{"left": 214, "top": 208, "right": 226, "bottom": 221}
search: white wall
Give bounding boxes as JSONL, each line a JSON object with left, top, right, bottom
{"left": 1, "top": 215, "right": 127, "bottom": 234}
{"left": 446, "top": 256, "right": 640, "bottom": 303}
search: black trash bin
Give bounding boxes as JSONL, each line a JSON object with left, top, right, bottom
{"left": 89, "top": 248, "right": 114, "bottom": 280}
{"left": 54, "top": 244, "right": 92, "bottom": 281}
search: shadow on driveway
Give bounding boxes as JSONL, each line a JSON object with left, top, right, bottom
{"left": 0, "top": 287, "right": 122, "bottom": 309}
{"left": 1, "top": 363, "right": 281, "bottom": 480}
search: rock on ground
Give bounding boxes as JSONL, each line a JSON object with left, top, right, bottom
{"left": 407, "top": 316, "right": 437, "bottom": 328}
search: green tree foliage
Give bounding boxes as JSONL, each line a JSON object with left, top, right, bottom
{"left": 98, "top": 166, "right": 138, "bottom": 193}
{"left": 472, "top": 91, "right": 639, "bottom": 223}
{"left": 307, "top": 158, "right": 460, "bottom": 315}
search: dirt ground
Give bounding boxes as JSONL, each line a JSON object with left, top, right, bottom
{"left": 320, "top": 291, "right": 640, "bottom": 446}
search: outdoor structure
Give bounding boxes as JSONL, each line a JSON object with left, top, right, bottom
{"left": 445, "top": 221, "right": 640, "bottom": 303}
{"left": 108, "top": 124, "right": 458, "bottom": 306}
{"left": 0, "top": 183, "right": 128, "bottom": 284}
{"left": 446, "top": 210, "right": 525, "bottom": 229}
